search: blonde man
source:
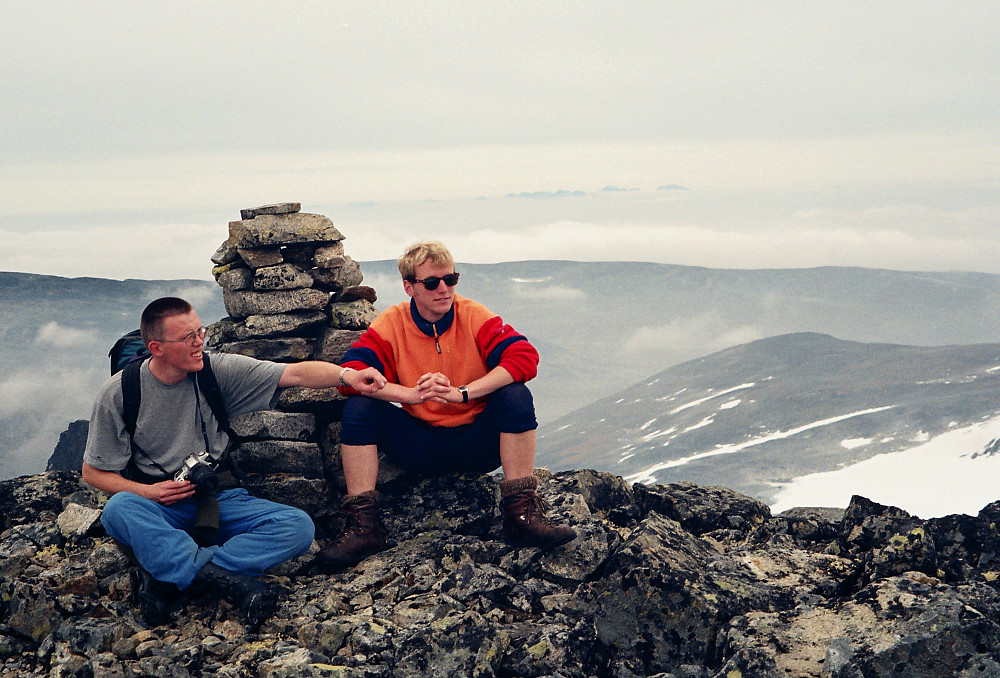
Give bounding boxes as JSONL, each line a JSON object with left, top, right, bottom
{"left": 318, "top": 242, "right": 575, "bottom": 567}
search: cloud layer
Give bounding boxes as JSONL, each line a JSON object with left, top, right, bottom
{"left": 1, "top": 3, "right": 996, "bottom": 278}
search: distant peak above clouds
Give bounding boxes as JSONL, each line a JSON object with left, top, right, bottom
{"left": 505, "top": 190, "right": 591, "bottom": 199}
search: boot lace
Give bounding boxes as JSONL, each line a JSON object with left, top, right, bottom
{"left": 336, "top": 504, "right": 365, "bottom": 538}
{"left": 520, "top": 492, "right": 559, "bottom": 526}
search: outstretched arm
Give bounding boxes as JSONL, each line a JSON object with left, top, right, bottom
{"left": 278, "top": 361, "right": 387, "bottom": 394}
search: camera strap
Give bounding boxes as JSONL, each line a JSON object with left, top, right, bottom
{"left": 192, "top": 378, "right": 215, "bottom": 464}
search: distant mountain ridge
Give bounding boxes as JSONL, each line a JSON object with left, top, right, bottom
{"left": 539, "top": 332, "right": 1000, "bottom": 511}
{"left": 0, "top": 272, "right": 225, "bottom": 478}
{"left": 2, "top": 262, "right": 1000, "bottom": 481}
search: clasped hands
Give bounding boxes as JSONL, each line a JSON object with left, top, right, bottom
{"left": 413, "top": 372, "right": 464, "bottom": 404}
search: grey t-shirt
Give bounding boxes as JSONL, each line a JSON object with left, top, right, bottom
{"left": 84, "top": 352, "right": 286, "bottom": 478}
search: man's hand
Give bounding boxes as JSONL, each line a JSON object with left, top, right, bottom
{"left": 82, "top": 462, "right": 196, "bottom": 504}
{"left": 147, "top": 479, "right": 196, "bottom": 505}
{"left": 279, "top": 361, "right": 388, "bottom": 392}
{"left": 415, "top": 372, "right": 461, "bottom": 404}
{"left": 344, "top": 366, "right": 387, "bottom": 395}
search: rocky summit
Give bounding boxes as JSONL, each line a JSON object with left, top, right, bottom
{"left": 4, "top": 205, "right": 1000, "bottom": 676}
{"left": 3, "top": 469, "right": 1000, "bottom": 677}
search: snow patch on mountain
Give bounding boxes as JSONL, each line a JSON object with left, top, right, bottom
{"left": 669, "top": 383, "right": 755, "bottom": 414}
{"left": 625, "top": 405, "right": 896, "bottom": 485}
{"left": 770, "top": 413, "right": 1000, "bottom": 518}
{"left": 840, "top": 438, "right": 873, "bottom": 449}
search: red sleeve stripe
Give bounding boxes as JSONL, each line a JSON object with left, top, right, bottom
{"left": 338, "top": 329, "right": 398, "bottom": 394}
{"left": 475, "top": 316, "right": 539, "bottom": 382}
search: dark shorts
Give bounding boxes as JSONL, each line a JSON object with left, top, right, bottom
{"left": 340, "top": 382, "right": 537, "bottom": 476}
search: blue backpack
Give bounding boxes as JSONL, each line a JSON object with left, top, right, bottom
{"left": 109, "top": 329, "right": 147, "bottom": 375}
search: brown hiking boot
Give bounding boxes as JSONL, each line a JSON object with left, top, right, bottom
{"left": 316, "top": 491, "right": 386, "bottom": 568}
{"left": 500, "top": 477, "right": 577, "bottom": 549}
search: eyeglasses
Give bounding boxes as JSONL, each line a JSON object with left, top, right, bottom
{"left": 156, "top": 326, "right": 208, "bottom": 346}
{"left": 409, "top": 272, "right": 460, "bottom": 290}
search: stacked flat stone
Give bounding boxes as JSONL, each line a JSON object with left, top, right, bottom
{"left": 205, "top": 203, "right": 389, "bottom": 517}
{"left": 209, "top": 202, "right": 377, "bottom": 363}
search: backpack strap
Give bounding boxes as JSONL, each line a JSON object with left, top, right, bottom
{"left": 121, "top": 356, "right": 146, "bottom": 445}
{"left": 120, "top": 355, "right": 170, "bottom": 482}
{"left": 195, "top": 353, "right": 235, "bottom": 439}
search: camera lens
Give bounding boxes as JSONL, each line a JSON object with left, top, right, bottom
{"left": 188, "top": 463, "right": 220, "bottom": 494}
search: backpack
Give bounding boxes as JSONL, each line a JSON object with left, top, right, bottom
{"left": 110, "top": 329, "right": 238, "bottom": 482}
{"left": 109, "top": 329, "right": 148, "bottom": 375}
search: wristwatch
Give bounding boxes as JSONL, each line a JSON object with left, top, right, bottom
{"left": 339, "top": 367, "right": 355, "bottom": 387}
{"left": 458, "top": 385, "right": 469, "bottom": 403}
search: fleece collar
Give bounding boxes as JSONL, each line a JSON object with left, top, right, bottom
{"left": 409, "top": 298, "right": 455, "bottom": 337}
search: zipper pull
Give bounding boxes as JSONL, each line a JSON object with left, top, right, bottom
{"left": 433, "top": 325, "right": 441, "bottom": 354}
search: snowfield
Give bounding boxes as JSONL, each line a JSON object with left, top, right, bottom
{"left": 769, "top": 413, "right": 1000, "bottom": 518}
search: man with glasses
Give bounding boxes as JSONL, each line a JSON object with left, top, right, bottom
{"left": 317, "top": 241, "right": 575, "bottom": 568}
{"left": 82, "top": 297, "right": 386, "bottom": 625}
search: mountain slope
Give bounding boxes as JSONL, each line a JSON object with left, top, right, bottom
{"left": 538, "top": 333, "right": 1000, "bottom": 511}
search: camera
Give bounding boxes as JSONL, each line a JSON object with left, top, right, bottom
{"left": 174, "top": 451, "right": 220, "bottom": 494}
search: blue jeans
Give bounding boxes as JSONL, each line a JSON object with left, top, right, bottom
{"left": 100, "top": 488, "right": 315, "bottom": 589}
{"left": 340, "top": 382, "right": 538, "bottom": 476}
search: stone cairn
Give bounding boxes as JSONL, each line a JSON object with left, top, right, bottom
{"left": 205, "top": 202, "right": 390, "bottom": 524}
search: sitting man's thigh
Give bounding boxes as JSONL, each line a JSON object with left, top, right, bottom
{"left": 382, "top": 409, "right": 501, "bottom": 476}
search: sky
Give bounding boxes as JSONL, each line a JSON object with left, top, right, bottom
{"left": 1, "top": 1, "right": 997, "bottom": 281}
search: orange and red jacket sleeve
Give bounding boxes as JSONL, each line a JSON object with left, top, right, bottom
{"left": 337, "top": 327, "right": 396, "bottom": 395}
{"left": 475, "top": 315, "right": 539, "bottom": 382}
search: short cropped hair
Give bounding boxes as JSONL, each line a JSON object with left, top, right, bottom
{"left": 140, "top": 297, "right": 193, "bottom": 348}
{"left": 397, "top": 241, "right": 455, "bottom": 281}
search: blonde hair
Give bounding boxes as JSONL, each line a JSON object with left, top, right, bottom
{"left": 397, "top": 241, "right": 454, "bottom": 280}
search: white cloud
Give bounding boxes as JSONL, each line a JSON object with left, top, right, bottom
{"left": 624, "top": 315, "right": 763, "bottom": 358}
{"left": 34, "top": 321, "right": 99, "bottom": 348}
{"left": 0, "top": 223, "right": 226, "bottom": 281}
{"left": 0, "top": 361, "right": 103, "bottom": 476}
{"left": 5, "top": 131, "right": 995, "bottom": 215}
{"left": 3, "top": 3, "right": 996, "bottom": 161}
{"left": 3, "top": 415, "right": 73, "bottom": 479}
{"left": 0, "top": 367, "right": 99, "bottom": 419}
{"left": 6, "top": 202, "right": 1000, "bottom": 283}
{"left": 513, "top": 283, "right": 587, "bottom": 303}
{"left": 363, "top": 272, "right": 409, "bottom": 311}
{"left": 165, "top": 284, "right": 221, "bottom": 310}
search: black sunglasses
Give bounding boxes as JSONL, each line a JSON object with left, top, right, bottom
{"left": 410, "top": 272, "right": 460, "bottom": 290}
